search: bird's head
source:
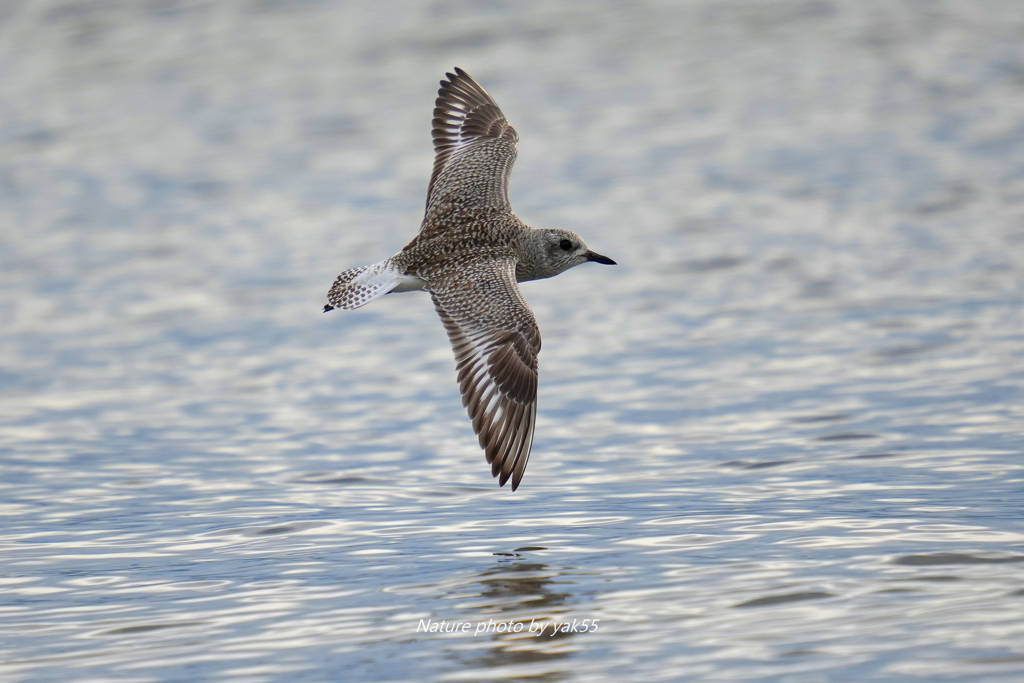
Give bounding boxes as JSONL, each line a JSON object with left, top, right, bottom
{"left": 523, "top": 229, "right": 616, "bottom": 281}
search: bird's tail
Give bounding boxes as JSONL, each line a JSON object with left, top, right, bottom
{"left": 323, "top": 260, "right": 409, "bottom": 312}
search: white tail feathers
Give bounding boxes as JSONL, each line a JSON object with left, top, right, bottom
{"left": 325, "top": 260, "right": 425, "bottom": 311}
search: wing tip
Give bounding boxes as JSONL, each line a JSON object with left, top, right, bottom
{"left": 445, "top": 66, "right": 471, "bottom": 84}
{"left": 492, "top": 399, "right": 534, "bottom": 492}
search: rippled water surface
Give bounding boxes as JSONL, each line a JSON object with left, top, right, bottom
{"left": 2, "top": 1, "right": 1024, "bottom": 681}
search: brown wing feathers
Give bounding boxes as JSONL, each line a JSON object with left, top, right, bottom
{"left": 427, "top": 68, "right": 519, "bottom": 211}
{"left": 421, "top": 70, "right": 538, "bottom": 490}
{"left": 433, "top": 285, "right": 539, "bottom": 491}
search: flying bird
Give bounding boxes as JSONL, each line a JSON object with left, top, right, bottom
{"left": 325, "top": 68, "right": 615, "bottom": 490}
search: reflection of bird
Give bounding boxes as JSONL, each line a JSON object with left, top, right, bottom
{"left": 325, "top": 68, "right": 615, "bottom": 491}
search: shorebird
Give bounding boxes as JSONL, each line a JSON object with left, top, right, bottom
{"left": 324, "top": 68, "right": 615, "bottom": 491}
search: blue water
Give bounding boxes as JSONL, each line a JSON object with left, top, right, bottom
{"left": 2, "top": 1, "right": 1023, "bottom": 681}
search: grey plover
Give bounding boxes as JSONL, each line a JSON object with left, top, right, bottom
{"left": 324, "top": 68, "right": 615, "bottom": 491}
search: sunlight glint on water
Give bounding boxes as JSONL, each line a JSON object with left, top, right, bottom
{"left": 1, "top": 1, "right": 1023, "bottom": 681}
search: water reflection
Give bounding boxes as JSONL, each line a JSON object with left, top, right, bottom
{"left": 450, "top": 559, "right": 578, "bottom": 679}
{"left": 476, "top": 558, "right": 572, "bottom": 617}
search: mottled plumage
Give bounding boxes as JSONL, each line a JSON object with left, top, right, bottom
{"left": 325, "top": 68, "right": 615, "bottom": 491}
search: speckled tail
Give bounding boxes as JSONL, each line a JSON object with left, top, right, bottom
{"left": 325, "top": 261, "right": 401, "bottom": 311}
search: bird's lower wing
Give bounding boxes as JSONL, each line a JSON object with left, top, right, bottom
{"left": 430, "top": 259, "right": 540, "bottom": 491}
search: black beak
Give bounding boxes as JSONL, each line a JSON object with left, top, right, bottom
{"left": 584, "top": 250, "right": 617, "bottom": 265}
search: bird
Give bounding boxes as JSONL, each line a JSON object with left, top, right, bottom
{"left": 324, "top": 68, "right": 615, "bottom": 491}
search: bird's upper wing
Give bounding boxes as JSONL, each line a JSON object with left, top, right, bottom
{"left": 430, "top": 258, "right": 539, "bottom": 491}
{"left": 425, "top": 68, "right": 519, "bottom": 215}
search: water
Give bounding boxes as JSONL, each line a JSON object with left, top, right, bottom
{"left": 2, "top": 1, "right": 1023, "bottom": 681}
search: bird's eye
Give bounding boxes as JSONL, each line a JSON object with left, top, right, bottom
{"left": 559, "top": 239, "right": 573, "bottom": 251}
